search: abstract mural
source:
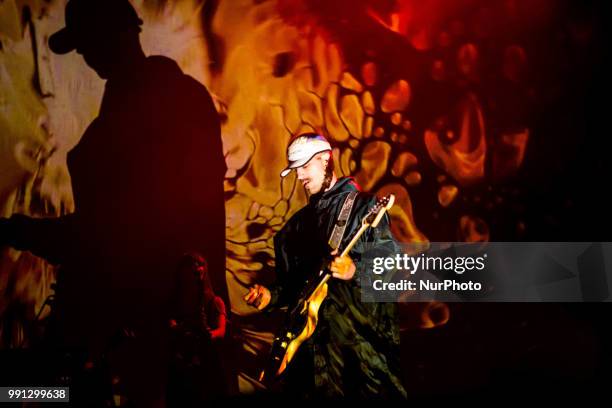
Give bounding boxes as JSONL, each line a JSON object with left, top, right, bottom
{"left": 0, "top": 0, "right": 605, "bottom": 394}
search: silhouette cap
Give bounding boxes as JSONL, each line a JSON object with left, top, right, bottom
{"left": 49, "top": 0, "right": 143, "bottom": 55}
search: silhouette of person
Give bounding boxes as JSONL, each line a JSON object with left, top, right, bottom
{"left": 0, "top": 0, "right": 225, "bottom": 405}
{"left": 168, "top": 252, "right": 228, "bottom": 404}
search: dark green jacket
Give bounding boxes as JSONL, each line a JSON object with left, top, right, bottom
{"left": 269, "top": 177, "right": 407, "bottom": 398}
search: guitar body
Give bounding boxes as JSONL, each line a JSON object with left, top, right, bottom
{"left": 260, "top": 281, "right": 328, "bottom": 383}
{"left": 259, "top": 194, "right": 395, "bottom": 385}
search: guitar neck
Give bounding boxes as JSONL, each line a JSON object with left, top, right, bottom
{"left": 339, "top": 223, "right": 369, "bottom": 258}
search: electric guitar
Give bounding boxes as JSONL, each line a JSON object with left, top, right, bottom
{"left": 259, "top": 194, "right": 395, "bottom": 384}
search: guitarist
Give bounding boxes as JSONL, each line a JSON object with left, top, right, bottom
{"left": 245, "top": 133, "right": 407, "bottom": 399}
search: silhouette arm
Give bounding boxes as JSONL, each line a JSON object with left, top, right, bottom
{"left": 0, "top": 213, "right": 77, "bottom": 265}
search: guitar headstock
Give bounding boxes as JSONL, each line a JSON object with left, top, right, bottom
{"left": 363, "top": 194, "right": 395, "bottom": 228}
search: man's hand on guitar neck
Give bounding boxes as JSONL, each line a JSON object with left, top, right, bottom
{"left": 244, "top": 284, "right": 271, "bottom": 310}
{"left": 329, "top": 249, "right": 356, "bottom": 280}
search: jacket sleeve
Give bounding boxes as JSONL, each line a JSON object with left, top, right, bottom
{"left": 351, "top": 210, "right": 402, "bottom": 300}
{"left": 0, "top": 213, "right": 77, "bottom": 265}
{"left": 267, "top": 229, "right": 290, "bottom": 310}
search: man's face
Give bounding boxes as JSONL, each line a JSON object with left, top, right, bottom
{"left": 296, "top": 151, "right": 330, "bottom": 195}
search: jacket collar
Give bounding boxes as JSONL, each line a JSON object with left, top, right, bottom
{"left": 309, "top": 177, "right": 360, "bottom": 207}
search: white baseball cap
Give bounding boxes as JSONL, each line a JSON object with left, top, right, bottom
{"left": 280, "top": 133, "right": 332, "bottom": 177}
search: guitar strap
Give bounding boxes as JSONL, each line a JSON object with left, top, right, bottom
{"left": 328, "top": 191, "right": 358, "bottom": 250}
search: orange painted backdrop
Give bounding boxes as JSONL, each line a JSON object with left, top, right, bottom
{"left": 1, "top": 0, "right": 604, "bottom": 393}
